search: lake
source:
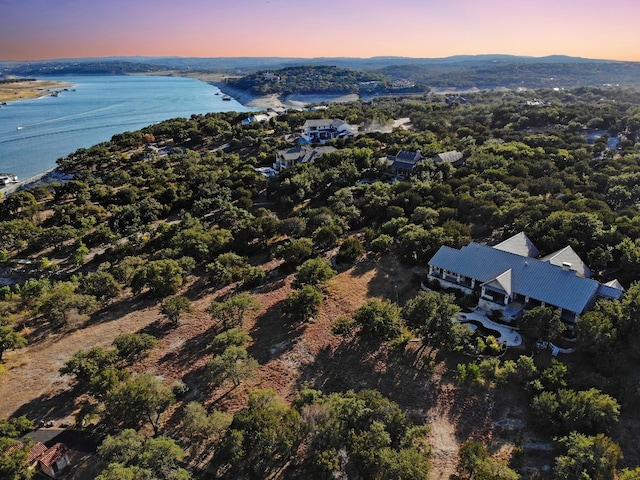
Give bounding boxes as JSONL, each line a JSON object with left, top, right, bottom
{"left": 0, "top": 75, "right": 253, "bottom": 181}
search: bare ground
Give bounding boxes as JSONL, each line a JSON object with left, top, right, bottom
{"left": 0, "top": 255, "right": 526, "bottom": 479}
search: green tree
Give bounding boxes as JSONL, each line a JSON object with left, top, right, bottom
{"left": 131, "top": 259, "right": 186, "bottom": 298}
{"left": 0, "top": 326, "right": 27, "bottom": 361}
{"left": 336, "top": 236, "right": 365, "bottom": 264}
{"left": 60, "top": 346, "right": 121, "bottom": 396}
{"left": 274, "top": 237, "right": 314, "bottom": 268}
{"left": 222, "top": 389, "right": 303, "bottom": 478}
{"left": 353, "top": 298, "right": 403, "bottom": 341}
{"left": 282, "top": 285, "right": 323, "bottom": 323}
{"left": 160, "top": 296, "right": 193, "bottom": 327}
{"left": 71, "top": 241, "right": 89, "bottom": 267}
{"left": 554, "top": 432, "right": 621, "bottom": 480}
{"left": 207, "top": 345, "right": 258, "bottom": 388}
{"left": 519, "top": 306, "right": 564, "bottom": 342}
{"left": 457, "top": 440, "right": 519, "bottom": 480}
{"left": 79, "top": 271, "right": 121, "bottom": 304}
{"left": 531, "top": 388, "right": 620, "bottom": 434}
{"left": 0, "top": 438, "right": 33, "bottom": 480}
{"left": 208, "top": 328, "right": 252, "bottom": 354}
{"left": 104, "top": 374, "right": 175, "bottom": 436}
{"left": 97, "top": 429, "right": 191, "bottom": 480}
{"left": 207, "top": 293, "right": 260, "bottom": 330}
{"left": 401, "top": 291, "right": 466, "bottom": 357}
{"left": 181, "top": 402, "right": 232, "bottom": 447}
{"left": 293, "top": 257, "right": 336, "bottom": 289}
{"left": 112, "top": 333, "right": 157, "bottom": 363}
{"left": 38, "top": 281, "right": 97, "bottom": 327}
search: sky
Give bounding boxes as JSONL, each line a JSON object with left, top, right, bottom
{"left": 1, "top": 0, "right": 639, "bottom": 61}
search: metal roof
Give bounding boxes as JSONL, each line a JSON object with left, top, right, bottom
{"left": 429, "top": 242, "right": 601, "bottom": 314}
{"left": 494, "top": 232, "right": 539, "bottom": 258}
{"left": 540, "top": 245, "right": 592, "bottom": 278}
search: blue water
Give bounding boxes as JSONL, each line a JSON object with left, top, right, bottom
{"left": 0, "top": 75, "right": 252, "bottom": 180}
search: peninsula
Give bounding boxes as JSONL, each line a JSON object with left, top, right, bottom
{"left": 0, "top": 78, "right": 74, "bottom": 103}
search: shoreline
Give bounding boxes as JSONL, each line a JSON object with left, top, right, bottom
{"left": 0, "top": 79, "right": 75, "bottom": 104}
{"left": 0, "top": 168, "right": 73, "bottom": 196}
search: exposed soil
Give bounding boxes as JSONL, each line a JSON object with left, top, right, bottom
{"left": 0, "top": 254, "right": 530, "bottom": 479}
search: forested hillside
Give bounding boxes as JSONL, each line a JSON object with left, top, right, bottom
{"left": 2, "top": 85, "right": 640, "bottom": 479}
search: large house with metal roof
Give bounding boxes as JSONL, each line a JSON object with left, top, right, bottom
{"left": 427, "top": 233, "right": 624, "bottom": 323}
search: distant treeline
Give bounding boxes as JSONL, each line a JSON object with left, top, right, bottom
{"left": 0, "top": 78, "right": 36, "bottom": 83}
{"left": 227, "top": 65, "right": 426, "bottom": 96}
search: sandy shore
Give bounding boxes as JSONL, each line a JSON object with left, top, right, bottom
{"left": 0, "top": 79, "right": 74, "bottom": 103}
{"left": 0, "top": 168, "right": 73, "bottom": 196}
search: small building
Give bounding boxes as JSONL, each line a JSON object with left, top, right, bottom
{"left": 38, "top": 443, "right": 71, "bottom": 478}
{"left": 432, "top": 150, "right": 465, "bottom": 168}
{"left": 241, "top": 111, "right": 278, "bottom": 125}
{"left": 273, "top": 145, "right": 337, "bottom": 171}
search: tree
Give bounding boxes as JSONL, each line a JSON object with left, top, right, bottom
{"left": 207, "top": 345, "right": 258, "bottom": 388}
{"left": 131, "top": 259, "right": 186, "bottom": 298}
{"left": 0, "top": 438, "right": 33, "bottom": 480}
{"left": 160, "top": 296, "right": 193, "bottom": 327}
{"left": 207, "top": 293, "right": 260, "bottom": 330}
{"left": 336, "top": 236, "right": 365, "bottom": 264}
{"left": 401, "top": 291, "right": 465, "bottom": 356}
{"left": 104, "top": 374, "right": 175, "bottom": 436}
{"left": 79, "top": 271, "right": 121, "bottom": 304}
{"left": 70, "top": 241, "right": 89, "bottom": 267}
{"left": 97, "top": 429, "right": 191, "bottom": 480}
{"left": 292, "top": 257, "right": 336, "bottom": 289}
{"left": 38, "top": 281, "right": 97, "bottom": 327}
{"left": 222, "top": 389, "right": 303, "bottom": 478}
{"left": 554, "top": 432, "right": 621, "bottom": 480}
{"left": 0, "top": 326, "right": 27, "bottom": 361}
{"left": 577, "top": 300, "right": 620, "bottom": 354}
{"left": 457, "top": 440, "right": 519, "bottom": 480}
{"left": 353, "top": 298, "right": 403, "bottom": 341}
{"left": 208, "top": 328, "right": 252, "bottom": 354}
{"left": 112, "top": 333, "right": 157, "bottom": 363}
{"left": 274, "top": 237, "right": 314, "bottom": 268}
{"left": 519, "top": 306, "right": 564, "bottom": 342}
{"left": 531, "top": 388, "right": 620, "bottom": 434}
{"left": 182, "top": 402, "right": 232, "bottom": 447}
{"left": 60, "top": 346, "right": 120, "bottom": 395}
{"left": 282, "top": 285, "right": 323, "bottom": 323}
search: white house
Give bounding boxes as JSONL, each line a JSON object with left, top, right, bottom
{"left": 300, "top": 119, "right": 356, "bottom": 144}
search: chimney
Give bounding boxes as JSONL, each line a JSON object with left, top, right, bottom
{"left": 562, "top": 262, "right": 572, "bottom": 272}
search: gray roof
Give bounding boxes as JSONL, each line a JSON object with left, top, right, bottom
{"left": 429, "top": 242, "right": 601, "bottom": 314}
{"left": 494, "top": 232, "right": 540, "bottom": 258}
{"left": 540, "top": 246, "right": 592, "bottom": 278}
{"left": 433, "top": 151, "right": 464, "bottom": 166}
{"left": 304, "top": 118, "right": 338, "bottom": 128}
{"left": 396, "top": 150, "right": 421, "bottom": 162}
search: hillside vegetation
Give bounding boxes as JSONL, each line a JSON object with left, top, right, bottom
{"left": 1, "top": 86, "right": 640, "bottom": 479}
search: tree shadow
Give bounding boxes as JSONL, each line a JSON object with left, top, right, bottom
{"left": 246, "top": 301, "right": 307, "bottom": 365}
{"left": 83, "top": 294, "right": 158, "bottom": 328}
{"left": 295, "top": 336, "right": 437, "bottom": 423}
{"left": 11, "top": 388, "right": 80, "bottom": 425}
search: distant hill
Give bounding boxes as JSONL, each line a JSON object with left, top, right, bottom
{"left": 2, "top": 55, "right": 640, "bottom": 89}
{"left": 225, "top": 65, "right": 425, "bottom": 97}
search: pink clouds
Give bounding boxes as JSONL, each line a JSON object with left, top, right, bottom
{"left": 0, "top": 0, "right": 638, "bottom": 61}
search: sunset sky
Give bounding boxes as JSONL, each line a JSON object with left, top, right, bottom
{"left": 1, "top": 0, "right": 638, "bottom": 61}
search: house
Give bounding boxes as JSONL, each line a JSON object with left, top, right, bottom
{"left": 384, "top": 150, "right": 424, "bottom": 176}
{"left": 273, "top": 145, "right": 337, "bottom": 171}
{"left": 241, "top": 111, "right": 278, "bottom": 125}
{"left": 38, "top": 443, "right": 71, "bottom": 478}
{"left": 427, "top": 233, "right": 624, "bottom": 323}
{"left": 300, "top": 118, "right": 356, "bottom": 144}
{"left": 5, "top": 441, "right": 70, "bottom": 478}
{"left": 432, "top": 150, "right": 465, "bottom": 168}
